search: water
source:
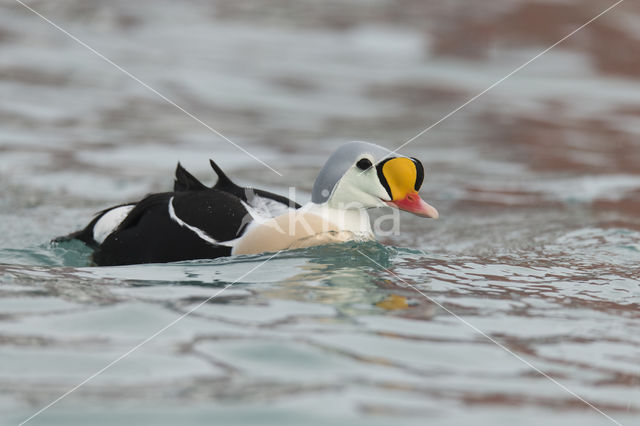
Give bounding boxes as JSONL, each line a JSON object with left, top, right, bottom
{"left": 2, "top": 1, "right": 640, "bottom": 425}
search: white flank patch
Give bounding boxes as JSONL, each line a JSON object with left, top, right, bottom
{"left": 93, "top": 205, "right": 135, "bottom": 244}
{"left": 168, "top": 196, "right": 218, "bottom": 245}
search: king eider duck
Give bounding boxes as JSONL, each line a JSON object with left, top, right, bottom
{"left": 57, "top": 141, "right": 438, "bottom": 266}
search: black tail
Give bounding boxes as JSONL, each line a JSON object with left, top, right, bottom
{"left": 52, "top": 213, "right": 103, "bottom": 248}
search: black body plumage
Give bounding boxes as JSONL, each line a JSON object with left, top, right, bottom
{"left": 56, "top": 160, "right": 299, "bottom": 266}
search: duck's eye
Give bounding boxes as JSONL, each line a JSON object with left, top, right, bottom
{"left": 356, "top": 158, "right": 372, "bottom": 170}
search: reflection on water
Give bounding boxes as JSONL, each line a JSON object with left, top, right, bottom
{"left": 1, "top": 0, "right": 640, "bottom": 425}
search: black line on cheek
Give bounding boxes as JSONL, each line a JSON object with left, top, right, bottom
{"left": 376, "top": 158, "right": 393, "bottom": 199}
{"left": 411, "top": 157, "right": 424, "bottom": 191}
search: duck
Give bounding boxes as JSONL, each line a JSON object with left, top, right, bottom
{"left": 56, "top": 141, "right": 438, "bottom": 266}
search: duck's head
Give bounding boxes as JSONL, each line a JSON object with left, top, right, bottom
{"left": 311, "top": 141, "right": 438, "bottom": 218}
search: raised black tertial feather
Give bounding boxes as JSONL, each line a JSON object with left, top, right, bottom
{"left": 209, "top": 159, "right": 245, "bottom": 199}
{"left": 209, "top": 159, "right": 301, "bottom": 209}
{"left": 174, "top": 163, "right": 208, "bottom": 192}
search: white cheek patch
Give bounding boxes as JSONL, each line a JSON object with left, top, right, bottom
{"left": 93, "top": 205, "right": 135, "bottom": 244}
{"left": 328, "top": 164, "right": 390, "bottom": 208}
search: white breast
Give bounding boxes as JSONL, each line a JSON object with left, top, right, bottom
{"left": 231, "top": 203, "right": 373, "bottom": 255}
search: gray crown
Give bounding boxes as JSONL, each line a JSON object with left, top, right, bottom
{"left": 311, "top": 141, "right": 395, "bottom": 204}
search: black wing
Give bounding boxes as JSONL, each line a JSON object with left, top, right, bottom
{"left": 92, "top": 189, "right": 248, "bottom": 266}
{"left": 171, "top": 190, "right": 250, "bottom": 242}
